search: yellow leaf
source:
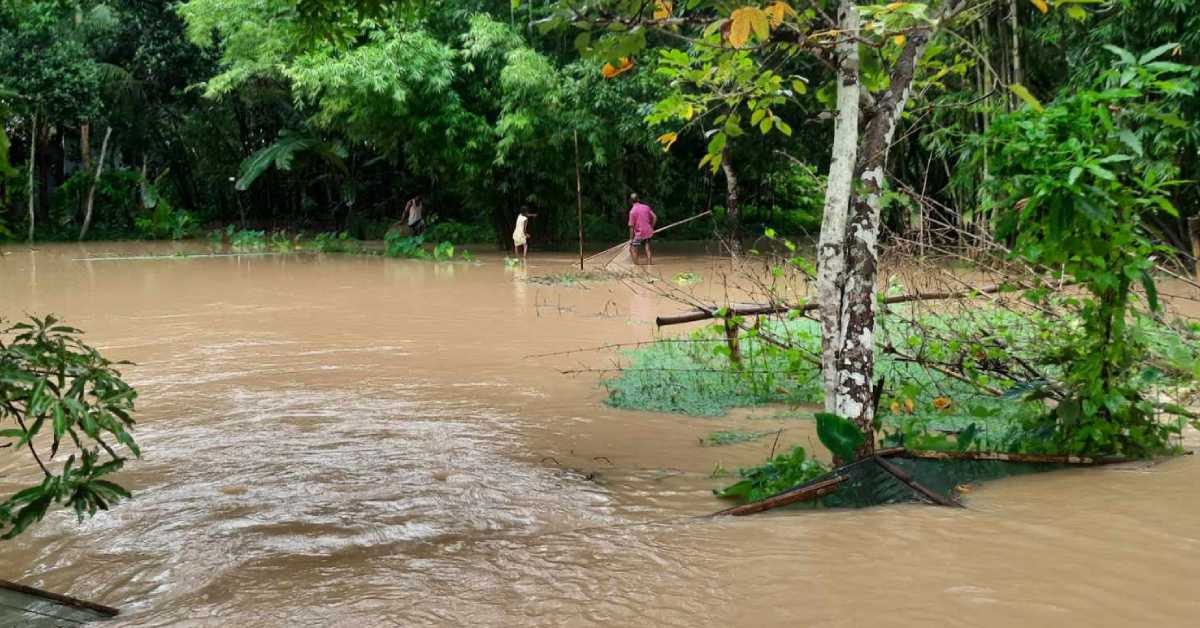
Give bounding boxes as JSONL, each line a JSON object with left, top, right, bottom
{"left": 1008, "top": 83, "right": 1044, "bottom": 112}
{"left": 728, "top": 7, "right": 769, "bottom": 48}
{"left": 765, "top": 2, "right": 792, "bottom": 27}
{"left": 932, "top": 397, "right": 953, "bottom": 410}
{"left": 885, "top": 2, "right": 906, "bottom": 10}
{"left": 681, "top": 102, "right": 695, "bottom": 120}
{"left": 893, "top": 34, "right": 905, "bottom": 46}
{"left": 602, "top": 57, "right": 635, "bottom": 79}
{"left": 749, "top": 8, "right": 770, "bottom": 42}
{"left": 1030, "top": 0, "right": 1048, "bottom": 13}
{"left": 890, "top": 401, "right": 900, "bottom": 414}
{"left": 727, "top": 10, "right": 751, "bottom": 49}
{"left": 657, "top": 132, "right": 679, "bottom": 152}
{"left": 903, "top": 398, "right": 915, "bottom": 413}
{"left": 654, "top": 0, "right": 673, "bottom": 21}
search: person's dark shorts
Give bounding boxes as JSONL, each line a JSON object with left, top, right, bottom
{"left": 409, "top": 219, "right": 426, "bottom": 236}
{"left": 631, "top": 236, "right": 651, "bottom": 248}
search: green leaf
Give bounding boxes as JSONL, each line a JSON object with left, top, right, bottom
{"left": 1138, "top": 43, "right": 1179, "bottom": 65}
{"left": 715, "top": 478, "right": 753, "bottom": 499}
{"left": 1102, "top": 44, "right": 1138, "bottom": 66}
{"left": 707, "top": 132, "right": 726, "bottom": 155}
{"left": 1141, "top": 271, "right": 1159, "bottom": 312}
{"left": 957, "top": 423, "right": 979, "bottom": 452}
{"left": 1117, "top": 130, "right": 1143, "bottom": 157}
{"left": 3, "top": 495, "right": 52, "bottom": 540}
{"left": 573, "top": 32, "right": 591, "bottom": 52}
{"left": 1068, "top": 166, "right": 1083, "bottom": 186}
{"left": 815, "top": 412, "right": 865, "bottom": 462}
{"left": 90, "top": 480, "right": 132, "bottom": 500}
{"left": 1085, "top": 164, "right": 1115, "bottom": 181}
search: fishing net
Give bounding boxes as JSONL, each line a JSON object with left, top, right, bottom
{"left": 794, "top": 455, "right": 1070, "bottom": 509}
{"left": 600, "top": 244, "right": 635, "bottom": 272}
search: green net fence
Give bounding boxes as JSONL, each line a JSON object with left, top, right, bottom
{"left": 791, "top": 455, "right": 1071, "bottom": 510}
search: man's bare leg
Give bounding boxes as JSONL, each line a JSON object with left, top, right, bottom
{"left": 644, "top": 240, "right": 653, "bottom": 265}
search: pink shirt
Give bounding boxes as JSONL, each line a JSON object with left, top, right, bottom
{"left": 628, "top": 202, "right": 656, "bottom": 239}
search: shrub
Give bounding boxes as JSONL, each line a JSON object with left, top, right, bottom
{"left": 0, "top": 316, "right": 141, "bottom": 539}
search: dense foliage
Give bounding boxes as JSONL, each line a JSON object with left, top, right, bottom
{"left": 2, "top": 1, "right": 1192, "bottom": 250}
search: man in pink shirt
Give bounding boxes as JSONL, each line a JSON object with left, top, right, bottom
{"left": 627, "top": 193, "right": 657, "bottom": 265}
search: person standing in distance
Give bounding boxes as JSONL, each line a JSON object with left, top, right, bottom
{"left": 627, "top": 193, "right": 657, "bottom": 265}
{"left": 401, "top": 193, "right": 426, "bottom": 236}
{"left": 513, "top": 207, "right": 531, "bottom": 261}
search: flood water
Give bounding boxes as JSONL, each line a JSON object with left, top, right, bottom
{"left": 1, "top": 242, "right": 1199, "bottom": 627}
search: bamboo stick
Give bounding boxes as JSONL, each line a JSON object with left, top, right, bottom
{"left": 582, "top": 210, "right": 713, "bottom": 262}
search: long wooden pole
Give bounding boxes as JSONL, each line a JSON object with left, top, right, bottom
{"left": 575, "top": 129, "right": 584, "bottom": 271}
{"left": 582, "top": 210, "right": 713, "bottom": 263}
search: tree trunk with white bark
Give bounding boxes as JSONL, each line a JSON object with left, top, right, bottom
{"left": 816, "top": 0, "right": 961, "bottom": 457}
{"left": 836, "top": 30, "right": 933, "bottom": 453}
{"left": 79, "top": 126, "right": 112, "bottom": 241}
{"left": 720, "top": 146, "right": 741, "bottom": 257}
{"left": 817, "top": 1, "right": 861, "bottom": 416}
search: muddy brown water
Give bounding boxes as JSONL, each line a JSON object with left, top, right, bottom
{"left": 1, "top": 242, "right": 1199, "bottom": 627}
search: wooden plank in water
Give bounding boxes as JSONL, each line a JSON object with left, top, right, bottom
{"left": 0, "top": 579, "right": 119, "bottom": 618}
{"left": 711, "top": 476, "right": 847, "bottom": 517}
